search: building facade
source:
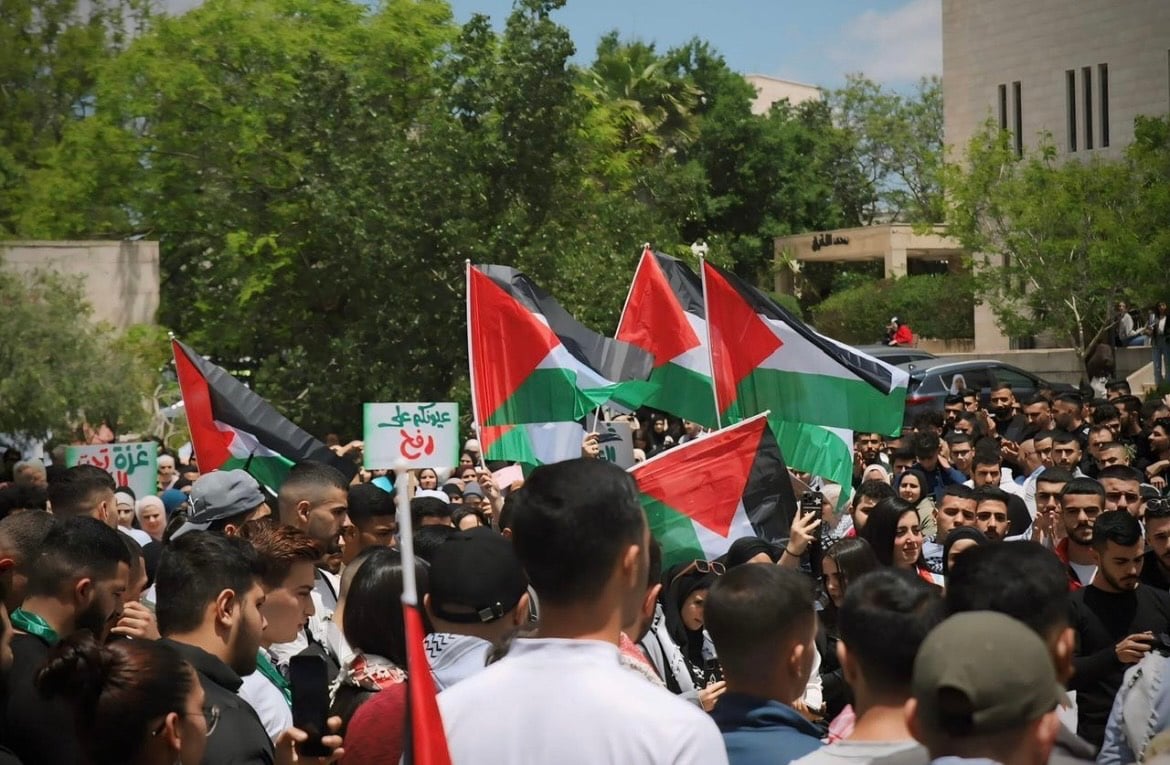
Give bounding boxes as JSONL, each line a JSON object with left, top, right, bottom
{"left": 943, "top": 0, "right": 1170, "bottom": 160}
{"left": 744, "top": 74, "right": 821, "bottom": 116}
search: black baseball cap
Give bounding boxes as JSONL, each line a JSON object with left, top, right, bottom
{"left": 428, "top": 528, "right": 528, "bottom": 624}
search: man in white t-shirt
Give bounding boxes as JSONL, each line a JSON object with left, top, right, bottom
{"left": 438, "top": 459, "right": 727, "bottom": 765}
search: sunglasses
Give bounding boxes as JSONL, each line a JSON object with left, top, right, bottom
{"left": 671, "top": 559, "right": 726, "bottom": 585}
{"left": 153, "top": 705, "right": 220, "bottom": 738}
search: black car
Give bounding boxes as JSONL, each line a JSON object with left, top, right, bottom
{"left": 856, "top": 345, "right": 937, "bottom": 367}
{"left": 900, "top": 359, "right": 1077, "bottom": 419}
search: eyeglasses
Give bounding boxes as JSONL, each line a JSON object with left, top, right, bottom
{"left": 670, "top": 559, "right": 725, "bottom": 585}
{"left": 153, "top": 705, "right": 220, "bottom": 738}
{"left": 1106, "top": 492, "right": 1142, "bottom": 505}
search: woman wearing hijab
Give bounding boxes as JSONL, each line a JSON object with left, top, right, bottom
{"left": 722, "top": 537, "right": 782, "bottom": 568}
{"left": 661, "top": 560, "right": 724, "bottom": 709}
{"left": 941, "top": 526, "right": 989, "bottom": 579}
{"left": 894, "top": 467, "right": 937, "bottom": 540}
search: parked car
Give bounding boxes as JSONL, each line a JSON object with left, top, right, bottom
{"left": 900, "top": 359, "right": 1077, "bottom": 421}
{"left": 857, "top": 345, "right": 937, "bottom": 367}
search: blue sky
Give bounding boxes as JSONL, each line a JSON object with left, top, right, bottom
{"left": 445, "top": 0, "right": 941, "bottom": 90}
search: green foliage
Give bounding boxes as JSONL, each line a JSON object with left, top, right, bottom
{"left": 829, "top": 74, "right": 945, "bottom": 224}
{"left": 0, "top": 265, "right": 157, "bottom": 439}
{"left": 946, "top": 121, "right": 1160, "bottom": 361}
{"left": 811, "top": 274, "right": 975, "bottom": 343}
{"left": 4, "top": 0, "right": 943, "bottom": 436}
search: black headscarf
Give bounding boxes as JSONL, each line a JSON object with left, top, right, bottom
{"left": 942, "top": 527, "right": 989, "bottom": 577}
{"left": 661, "top": 563, "right": 716, "bottom": 685}
{"left": 723, "top": 537, "right": 781, "bottom": 568}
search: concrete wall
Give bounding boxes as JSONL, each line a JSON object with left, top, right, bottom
{"left": 745, "top": 75, "right": 822, "bottom": 116}
{"left": 2, "top": 241, "right": 160, "bottom": 330}
{"left": 943, "top": 0, "right": 1170, "bottom": 160}
{"left": 930, "top": 346, "right": 1151, "bottom": 386}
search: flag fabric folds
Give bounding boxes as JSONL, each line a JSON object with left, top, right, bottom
{"left": 171, "top": 339, "right": 357, "bottom": 489}
{"left": 701, "top": 260, "right": 910, "bottom": 437}
{"left": 629, "top": 414, "right": 797, "bottom": 570}
{"left": 402, "top": 602, "right": 452, "bottom": 765}
{"left": 615, "top": 248, "right": 719, "bottom": 429}
{"left": 467, "top": 264, "right": 656, "bottom": 428}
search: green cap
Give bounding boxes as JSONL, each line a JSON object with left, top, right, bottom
{"left": 912, "top": 611, "right": 1063, "bottom": 737}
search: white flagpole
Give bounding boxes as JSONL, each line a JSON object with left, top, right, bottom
{"left": 395, "top": 462, "right": 418, "bottom": 606}
{"left": 698, "top": 255, "right": 723, "bottom": 430}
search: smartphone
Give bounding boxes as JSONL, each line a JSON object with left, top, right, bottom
{"left": 289, "top": 654, "right": 332, "bottom": 757}
{"left": 800, "top": 491, "right": 823, "bottom": 518}
{"left": 703, "top": 658, "right": 724, "bottom": 685}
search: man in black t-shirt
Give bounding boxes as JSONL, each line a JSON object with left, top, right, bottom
{"left": 1069, "top": 510, "right": 1170, "bottom": 750}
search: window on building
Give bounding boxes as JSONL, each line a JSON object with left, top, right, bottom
{"left": 1012, "top": 81, "right": 1023, "bottom": 156}
{"left": 998, "top": 84, "right": 1008, "bottom": 131}
{"left": 1083, "top": 66, "right": 1094, "bottom": 150}
{"left": 1098, "top": 64, "right": 1110, "bottom": 148}
{"left": 1066, "top": 69, "right": 1077, "bottom": 152}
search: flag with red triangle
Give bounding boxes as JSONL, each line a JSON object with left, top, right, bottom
{"left": 401, "top": 602, "right": 452, "bottom": 765}
{"left": 629, "top": 414, "right": 796, "bottom": 569}
{"left": 171, "top": 339, "right": 357, "bottom": 490}
{"left": 615, "top": 248, "right": 718, "bottom": 429}
{"left": 467, "top": 263, "right": 656, "bottom": 429}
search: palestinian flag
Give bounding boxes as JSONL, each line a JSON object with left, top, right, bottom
{"left": 630, "top": 414, "right": 796, "bottom": 569}
{"left": 615, "top": 248, "right": 718, "bottom": 429}
{"left": 467, "top": 264, "right": 655, "bottom": 427}
{"left": 701, "top": 261, "right": 909, "bottom": 436}
{"left": 171, "top": 339, "right": 357, "bottom": 490}
{"left": 402, "top": 602, "right": 452, "bottom": 765}
{"left": 480, "top": 422, "right": 585, "bottom": 467}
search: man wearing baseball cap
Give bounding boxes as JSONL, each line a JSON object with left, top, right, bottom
{"left": 170, "top": 469, "right": 271, "bottom": 539}
{"left": 424, "top": 528, "right": 530, "bottom": 690}
{"left": 907, "top": 611, "right": 1064, "bottom": 765}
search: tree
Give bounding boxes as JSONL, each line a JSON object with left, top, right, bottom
{"left": 830, "top": 74, "right": 945, "bottom": 224}
{"left": 0, "top": 0, "right": 151, "bottom": 236}
{"left": 0, "top": 265, "right": 157, "bottom": 440}
{"left": 946, "top": 123, "right": 1154, "bottom": 370}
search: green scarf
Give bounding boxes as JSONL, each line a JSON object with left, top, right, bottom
{"left": 255, "top": 650, "right": 292, "bottom": 707}
{"left": 10, "top": 609, "right": 59, "bottom": 645}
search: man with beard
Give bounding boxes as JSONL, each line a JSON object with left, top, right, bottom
{"left": 156, "top": 532, "right": 276, "bottom": 763}
{"left": 1140, "top": 500, "right": 1170, "bottom": 590}
{"left": 1069, "top": 511, "right": 1170, "bottom": 750}
{"left": 1055, "top": 478, "right": 1105, "bottom": 590}
{"left": 0, "top": 517, "right": 131, "bottom": 764}
{"left": 275, "top": 461, "right": 350, "bottom": 665}
{"left": 1053, "top": 393, "right": 1091, "bottom": 447}
{"left": 988, "top": 383, "right": 1028, "bottom": 443}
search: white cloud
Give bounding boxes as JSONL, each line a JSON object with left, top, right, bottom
{"left": 833, "top": 0, "right": 942, "bottom": 83}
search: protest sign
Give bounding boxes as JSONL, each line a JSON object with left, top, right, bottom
{"left": 65, "top": 442, "right": 158, "bottom": 499}
{"left": 586, "top": 414, "right": 635, "bottom": 469}
{"left": 364, "top": 403, "right": 460, "bottom": 470}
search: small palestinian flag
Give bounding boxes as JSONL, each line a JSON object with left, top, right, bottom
{"left": 615, "top": 248, "right": 718, "bottom": 429}
{"left": 480, "top": 422, "right": 585, "bottom": 468}
{"left": 467, "top": 264, "right": 655, "bottom": 427}
{"left": 171, "top": 339, "right": 357, "bottom": 490}
{"left": 629, "top": 414, "right": 796, "bottom": 569}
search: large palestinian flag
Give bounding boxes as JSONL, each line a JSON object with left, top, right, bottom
{"left": 467, "top": 264, "right": 655, "bottom": 427}
{"left": 171, "top": 339, "right": 357, "bottom": 490}
{"left": 701, "top": 261, "right": 908, "bottom": 491}
{"left": 630, "top": 414, "right": 796, "bottom": 569}
{"left": 615, "top": 248, "right": 718, "bottom": 429}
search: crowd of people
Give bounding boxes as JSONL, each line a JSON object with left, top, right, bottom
{"left": 3, "top": 376, "right": 1170, "bottom": 763}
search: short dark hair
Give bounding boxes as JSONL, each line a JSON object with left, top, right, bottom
{"left": 25, "top": 517, "right": 131, "bottom": 598}
{"left": 838, "top": 569, "right": 941, "bottom": 692}
{"left": 343, "top": 547, "right": 426, "bottom": 667}
{"left": 991, "top": 382, "right": 1012, "bottom": 394}
{"left": 971, "top": 439, "right": 1001, "bottom": 469}
{"left": 347, "top": 483, "right": 396, "bottom": 528}
{"left": 1035, "top": 467, "right": 1075, "bottom": 485}
{"left": 912, "top": 432, "right": 940, "bottom": 459}
{"left": 1107, "top": 380, "right": 1132, "bottom": 395}
{"left": 912, "top": 411, "right": 945, "bottom": 433}
{"left": 1022, "top": 393, "right": 1050, "bottom": 408}
{"left": 1096, "top": 465, "right": 1144, "bottom": 484}
{"left": 1055, "top": 392, "right": 1083, "bottom": 408}
{"left": 891, "top": 445, "right": 917, "bottom": 464}
{"left": 1092, "top": 403, "right": 1121, "bottom": 423}
{"left": 1060, "top": 477, "right": 1105, "bottom": 502}
{"left": 47, "top": 465, "right": 116, "bottom": 518}
{"left": 821, "top": 538, "right": 880, "bottom": 595}
{"left": 238, "top": 523, "right": 320, "bottom": 590}
{"left": 858, "top": 497, "right": 918, "bottom": 567}
{"left": 1115, "top": 395, "right": 1142, "bottom": 415}
{"left": 704, "top": 565, "right": 815, "bottom": 682}
{"left": 972, "top": 485, "right": 1010, "bottom": 509}
{"left": 155, "top": 532, "right": 264, "bottom": 636}
{"left": 942, "top": 484, "right": 975, "bottom": 501}
{"left": 277, "top": 461, "right": 348, "bottom": 520}
{"left": 854, "top": 480, "right": 895, "bottom": 508}
{"left": 413, "top": 524, "right": 456, "bottom": 563}
{"left": 944, "top": 394, "right": 964, "bottom": 406}
{"left": 411, "top": 497, "right": 452, "bottom": 528}
{"left": 510, "top": 459, "right": 645, "bottom": 606}
{"left": 944, "top": 431, "right": 973, "bottom": 449}
{"left": 946, "top": 541, "right": 1069, "bottom": 637}
{"left": 1091, "top": 510, "right": 1143, "bottom": 550}
{"left": 0, "top": 509, "right": 56, "bottom": 564}
{"left": 1050, "top": 430, "right": 1079, "bottom": 447}
{"left": 497, "top": 493, "right": 518, "bottom": 533}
